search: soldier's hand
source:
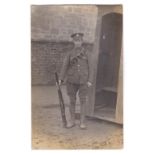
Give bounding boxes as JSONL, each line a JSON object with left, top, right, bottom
{"left": 59, "top": 80, "right": 63, "bottom": 85}
{"left": 87, "top": 81, "right": 92, "bottom": 87}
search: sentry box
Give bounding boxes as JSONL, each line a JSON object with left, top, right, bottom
{"left": 86, "top": 6, "right": 123, "bottom": 124}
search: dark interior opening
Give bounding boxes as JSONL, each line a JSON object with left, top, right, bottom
{"left": 94, "top": 13, "right": 122, "bottom": 119}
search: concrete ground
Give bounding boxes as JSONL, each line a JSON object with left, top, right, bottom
{"left": 32, "top": 86, "right": 123, "bottom": 149}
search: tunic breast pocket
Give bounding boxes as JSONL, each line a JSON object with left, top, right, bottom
{"left": 67, "top": 69, "right": 74, "bottom": 75}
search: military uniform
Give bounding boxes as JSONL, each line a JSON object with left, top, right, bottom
{"left": 60, "top": 34, "right": 93, "bottom": 129}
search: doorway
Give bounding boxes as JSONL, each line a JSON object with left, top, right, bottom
{"left": 94, "top": 13, "right": 122, "bottom": 120}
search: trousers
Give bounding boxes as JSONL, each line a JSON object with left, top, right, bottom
{"left": 66, "top": 82, "right": 88, "bottom": 123}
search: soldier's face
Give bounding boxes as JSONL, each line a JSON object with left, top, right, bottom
{"left": 73, "top": 37, "right": 83, "bottom": 47}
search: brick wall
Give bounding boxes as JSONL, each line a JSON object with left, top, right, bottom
{"left": 31, "top": 5, "right": 98, "bottom": 43}
{"left": 32, "top": 41, "right": 93, "bottom": 85}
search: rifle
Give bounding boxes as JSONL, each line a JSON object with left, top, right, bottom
{"left": 55, "top": 72, "right": 67, "bottom": 127}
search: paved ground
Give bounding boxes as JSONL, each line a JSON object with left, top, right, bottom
{"left": 32, "top": 86, "right": 123, "bottom": 149}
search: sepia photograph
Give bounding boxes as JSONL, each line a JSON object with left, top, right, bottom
{"left": 31, "top": 4, "right": 123, "bottom": 149}
{"left": 2, "top": 0, "right": 155, "bottom": 154}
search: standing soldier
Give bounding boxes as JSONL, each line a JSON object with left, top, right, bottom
{"left": 59, "top": 33, "right": 94, "bottom": 129}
